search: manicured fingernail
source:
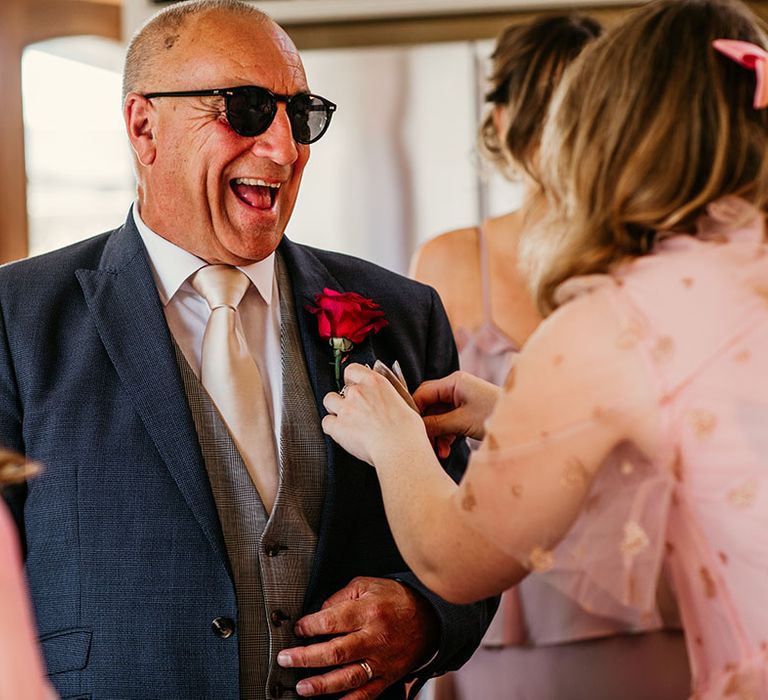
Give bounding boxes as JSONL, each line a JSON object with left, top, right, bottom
{"left": 296, "top": 680, "right": 312, "bottom": 696}
{"left": 277, "top": 652, "right": 292, "bottom": 667}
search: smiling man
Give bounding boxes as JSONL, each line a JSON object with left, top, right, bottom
{"left": 0, "top": 1, "right": 495, "bottom": 699}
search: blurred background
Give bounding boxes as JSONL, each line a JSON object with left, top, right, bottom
{"left": 2, "top": 0, "right": 644, "bottom": 272}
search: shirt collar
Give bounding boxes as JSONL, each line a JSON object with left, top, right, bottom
{"left": 132, "top": 203, "right": 275, "bottom": 306}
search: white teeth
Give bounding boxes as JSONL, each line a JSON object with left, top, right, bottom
{"left": 234, "top": 178, "right": 281, "bottom": 188}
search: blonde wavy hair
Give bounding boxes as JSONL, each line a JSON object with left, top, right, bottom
{"left": 525, "top": 0, "right": 768, "bottom": 315}
{"left": 0, "top": 449, "right": 39, "bottom": 489}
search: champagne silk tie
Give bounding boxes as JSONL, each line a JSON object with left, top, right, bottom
{"left": 191, "top": 264, "right": 279, "bottom": 512}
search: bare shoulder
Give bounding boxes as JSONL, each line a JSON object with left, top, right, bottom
{"left": 409, "top": 227, "right": 483, "bottom": 330}
{"left": 409, "top": 227, "right": 480, "bottom": 288}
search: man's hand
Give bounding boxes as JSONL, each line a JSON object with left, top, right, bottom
{"left": 277, "top": 576, "right": 439, "bottom": 699}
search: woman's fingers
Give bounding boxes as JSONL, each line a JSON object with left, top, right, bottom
{"left": 413, "top": 372, "right": 461, "bottom": 413}
{"left": 435, "top": 436, "right": 455, "bottom": 460}
{"left": 341, "top": 363, "right": 374, "bottom": 385}
{"left": 422, "top": 408, "right": 468, "bottom": 441}
{"left": 324, "top": 391, "right": 345, "bottom": 414}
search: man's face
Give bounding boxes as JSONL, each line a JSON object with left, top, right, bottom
{"left": 135, "top": 13, "right": 311, "bottom": 264}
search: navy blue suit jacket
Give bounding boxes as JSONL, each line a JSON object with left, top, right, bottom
{"left": 0, "top": 215, "right": 496, "bottom": 699}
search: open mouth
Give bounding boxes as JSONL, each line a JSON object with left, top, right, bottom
{"left": 230, "top": 177, "right": 281, "bottom": 210}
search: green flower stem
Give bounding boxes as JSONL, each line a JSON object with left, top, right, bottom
{"left": 329, "top": 337, "right": 354, "bottom": 391}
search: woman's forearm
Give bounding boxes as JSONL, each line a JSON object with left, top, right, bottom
{"left": 371, "top": 437, "right": 526, "bottom": 603}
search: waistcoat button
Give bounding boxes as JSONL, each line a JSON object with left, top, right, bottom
{"left": 270, "top": 609, "right": 290, "bottom": 627}
{"left": 264, "top": 542, "right": 285, "bottom": 557}
{"left": 211, "top": 616, "right": 235, "bottom": 638}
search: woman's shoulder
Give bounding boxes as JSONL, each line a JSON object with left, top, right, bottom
{"left": 409, "top": 226, "right": 480, "bottom": 286}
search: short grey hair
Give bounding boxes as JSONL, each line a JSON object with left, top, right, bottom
{"left": 122, "top": 0, "right": 270, "bottom": 101}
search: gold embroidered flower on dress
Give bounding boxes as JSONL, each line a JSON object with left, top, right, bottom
{"left": 754, "top": 281, "right": 768, "bottom": 304}
{"left": 687, "top": 409, "right": 717, "bottom": 439}
{"left": 670, "top": 448, "right": 684, "bottom": 482}
{"left": 728, "top": 480, "right": 757, "bottom": 509}
{"left": 561, "top": 457, "right": 588, "bottom": 488}
{"left": 734, "top": 349, "right": 751, "bottom": 364}
{"left": 681, "top": 277, "right": 694, "bottom": 288}
{"left": 529, "top": 546, "right": 554, "bottom": 572}
{"left": 651, "top": 336, "right": 675, "bottom": 363}
{"left": 620, "top": 460, "right": 635, "bottom": 476}
{"left": 620, "top": 520, "right": 650, "bottom": 558}
{"left": 723, "top": 673, "right": 739, "bottom": 697}
{"left": 722, "top": 670, "right": 758, "bottom": 700}
{"left": 510, "top": 484, "right": 523, "bottom": 498}
{"left": 460, "top": 481, "right": 477, "bottom": 512}
{"left": 615, "top": 322, "right": 644, "bottom": 349}
{"left": 700, "top": 566, "right": 717, "bottom": 598}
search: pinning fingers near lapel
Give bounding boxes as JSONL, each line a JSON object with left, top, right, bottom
{"left": 322, "top": 364, "right": 424, "bottom": 467}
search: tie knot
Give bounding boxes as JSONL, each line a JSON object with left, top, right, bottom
{"left": 191, "top": 265, "right": 251, "bottom": 310}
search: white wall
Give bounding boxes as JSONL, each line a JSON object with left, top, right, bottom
{"left": 287, "top": 42, "right": 489, "bottom": 273}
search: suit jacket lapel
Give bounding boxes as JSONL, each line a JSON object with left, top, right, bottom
{"left": 277, "top": 239, "right": 376, "bottom": 406}
{"left": 278, "top": 238, "right": 375, "bottom": 605}
{"left": 75, "top": 215, "right": 227, "bottom": 566}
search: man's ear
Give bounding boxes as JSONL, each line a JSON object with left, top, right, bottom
{"left": 124, "top": 93, "right": 157, "bottom": 166}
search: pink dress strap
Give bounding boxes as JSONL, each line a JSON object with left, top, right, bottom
{"left": 456, "top": 225, "right": 519, "bottom": 387}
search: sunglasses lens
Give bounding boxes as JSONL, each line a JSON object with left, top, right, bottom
{"left": 225, "top": 88, "right": 334, "bottom": 143}
{"left": 227, "top": 88, "right": 275, "bottom": 137}
{"left": 288, "top": 94, "right": 334, "bottom": 144}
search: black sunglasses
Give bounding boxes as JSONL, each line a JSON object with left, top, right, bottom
{"left": 143, "top": 85, "right": 337, "bottom": 145}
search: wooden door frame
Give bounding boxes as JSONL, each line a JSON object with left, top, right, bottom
{"left": 0, "top": 0, "right": 120, "bottom": 263}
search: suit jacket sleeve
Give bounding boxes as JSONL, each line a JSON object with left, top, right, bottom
{"left": 383, "top": 286, "right": 499, "bottom": 686}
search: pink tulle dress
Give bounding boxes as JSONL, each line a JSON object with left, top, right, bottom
{"left": 0, "top": 499, "right": 53, "bottom": 699}
{"left": 440, "top": 226, "right": 689, "bottom": 700}
{"left": 457, "top": 200, "right": 768, "bottom": 699}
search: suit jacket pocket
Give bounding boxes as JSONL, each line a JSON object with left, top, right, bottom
{"left": 39, "top": 628, "right": 92, "bottom": 675}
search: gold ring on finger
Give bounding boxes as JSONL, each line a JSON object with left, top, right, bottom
{"left": 358, "top": 659, "right": 374, "bottom": 681}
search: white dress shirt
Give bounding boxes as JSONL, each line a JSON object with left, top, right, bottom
{"left": 132, "top": 204, "right": 284, "bottom": 448}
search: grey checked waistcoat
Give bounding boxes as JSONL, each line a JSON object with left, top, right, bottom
{"left": 174, "top": 253, "right": 327, "bottom": 699}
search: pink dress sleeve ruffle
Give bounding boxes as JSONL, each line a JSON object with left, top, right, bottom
{"left": 456, "top": 276, "right": 672, "bottom": 628}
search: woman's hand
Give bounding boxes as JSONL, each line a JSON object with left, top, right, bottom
{"left": 414, "top": 371, "right": 501, "bottom": 456}
{"left": 322, "top": 363, "right": 428, "bottom": 467}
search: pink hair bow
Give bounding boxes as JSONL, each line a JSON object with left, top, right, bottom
{"left": 713, "top": 39, "right": 768, "bottom": 109}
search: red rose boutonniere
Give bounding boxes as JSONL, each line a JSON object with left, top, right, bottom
{"left": 306, "top": 288, "right": 388, "bottom": 389}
